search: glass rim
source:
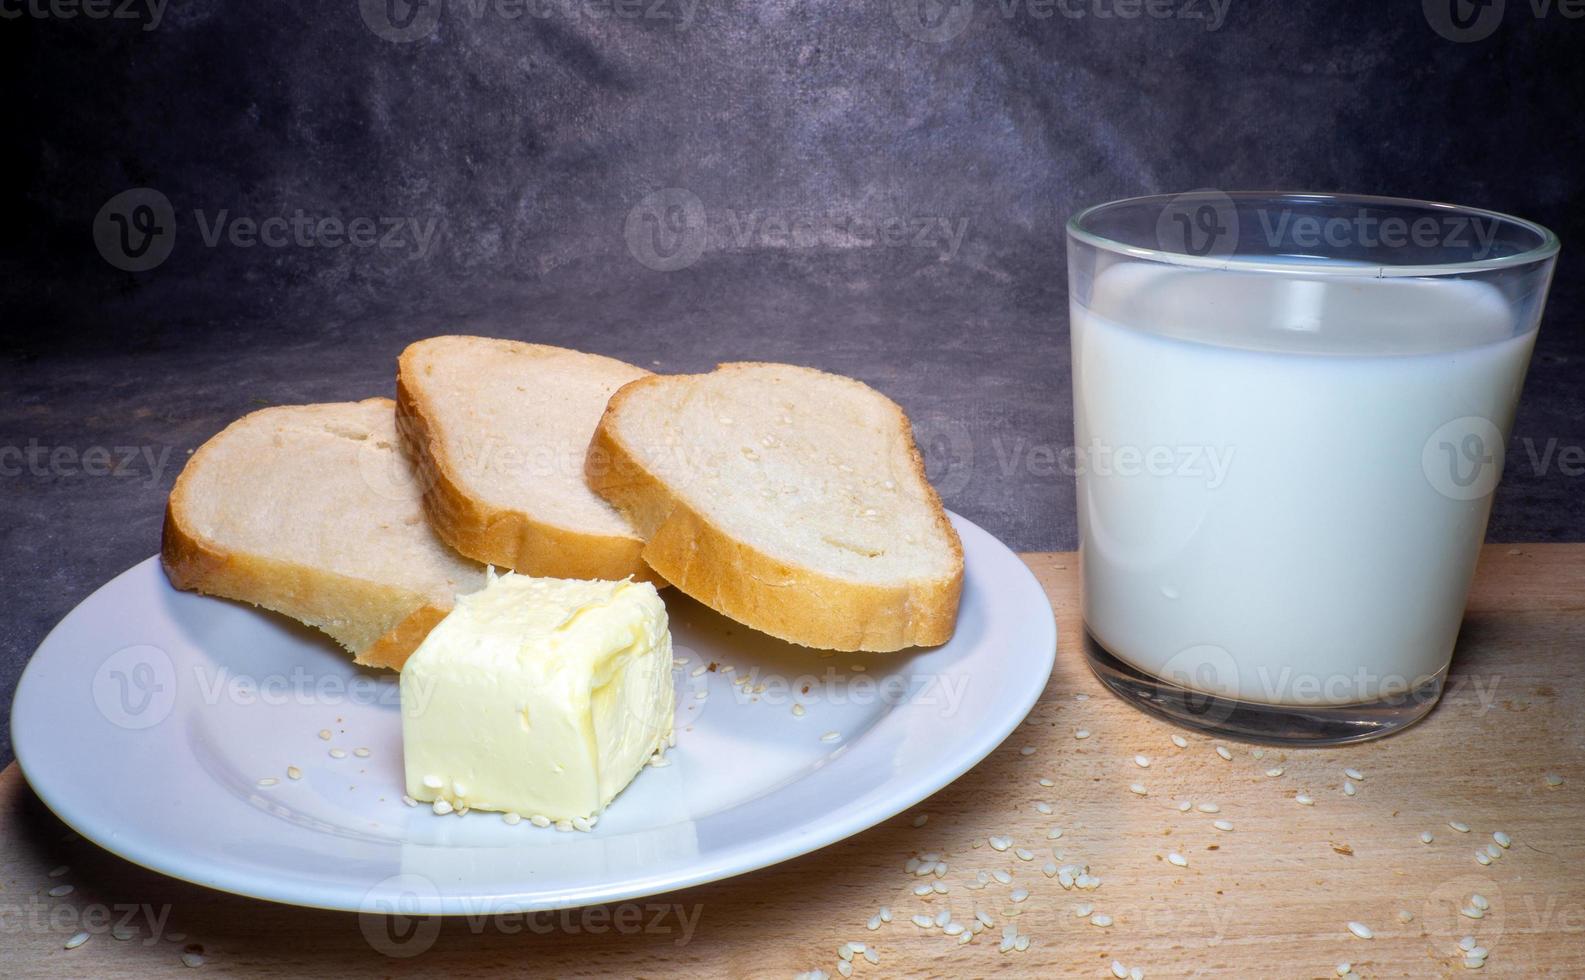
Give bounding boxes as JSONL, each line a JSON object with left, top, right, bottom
{"left": 1067, "top": 191, "right": 1560, "bottom": 278}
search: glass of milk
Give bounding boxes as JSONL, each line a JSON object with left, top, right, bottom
{"left": 1067, "top": 192, "right": 1558, "bottom": 744}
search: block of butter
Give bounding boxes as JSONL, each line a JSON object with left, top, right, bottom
{"left": 400, "top": 572, "right": 675, "bottom": 823}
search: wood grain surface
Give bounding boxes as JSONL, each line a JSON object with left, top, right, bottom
{"left": 3, "top": 545, "right": 1581, "bottom": 978}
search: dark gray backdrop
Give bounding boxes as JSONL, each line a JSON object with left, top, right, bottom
{"left": 3, "top": 0, "right": 1582, "bottom": 763}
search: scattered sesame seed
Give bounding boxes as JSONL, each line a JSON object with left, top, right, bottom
{"left": 1485, "top": 843, "right": 1502, "bottom": 860}
{"left": 1346, "top": 921, "right": 1373, "bottom": 940}
{"left": 1213, "top": 819, "right": 1233, "bottom": 832}
{"left": 432, "top": 799, "right": 453, "bottom": 815}
{"left": 257, "top": 777, "right": 278, "bottom": 788}
{"left": 1470, "top": 893, "right": 1490, "bottom": 911}
{"left": 1015, "top": 847, "right": 1034, "bottom": 862}
{"left": 1134, "top": 754, "right": 1151, "bottom": 768}
{"left": 329, "top": 748, "right": 347, "bottom": 759}
{"left": 935, "top": 909, "right": 951, "bottom": 927}
{"left": 48, "top": 865, "right": 69, "bottom": 878}
{"left": 1493, "top": 831, "right": 1511, "bottom": 848}
{"left": 1129, "top": 783, "right": 1148, "bottom": 796}
{"left": 863, "top": 947, "right": 878, "bottom": 965}
{"left": 181, "top": 952, "right": 205, "bottom": 968}
{"left": 1462, "top": 955, "right": 1485, "bottom": 969}
{"left": 1091, "top": 914, "right": 1114, "bottom": 927}
{"left": 1176, "top": 800, "right": 1192, "bottom": 812}
{"left": 943, "top": 921, "right": 965, "bottom": 936}
{"left": 1011, "top": 888, "right": 1029, "bottom": 903}
{"left": 1042, "top": 861, "right": 1058, "bottom": 877}
{"left": 1075, "top": 903, "right": 1094, "bottom": 917}
{"left": 530, "top": 814, "right": 550, "bottom": 827}
{"left": 821, "top": 731, "right": 841, "bottom": 742}
{"left": 990, "top": 835, "right": 1012, "bottom": 851}
{"left": 866, "top": 915, "right": 881, "bottom": 931}
{"left": 318, "top": 729, "right": 331, "bottom": 740}
{"left": 1397, "top": 910, "right": 1414, "bottom": 923}
{"left": 1196, "top": 802, "right": 1220, "bottom": 813}
{"left": 837, "top": 961, "right": 853, "bottom": 978}
{"left": 1214, "top": 745, "right": 1232, "bottom": 761}
{"left": 1035, "top": 802, "right": 1053, "bottom": 815}
{"left": 1075, "top": 729, "right": 1091, "bottom": 740}
{"left": 1420, "top": 831, "right": 1434, "bottom": 844}
{"left": 1336, "top": 964, "right": 1351, "bottom": 977}
{"left": 48, "top": 884, "right": 73, "bottom": 898}
{"left": 1344, "top": 781, "right": 1357, "bottom": 797}
{"left": 912, "top": 883, "right": 932, "bottom": 896}
{"left": 1450, "top": 820, "right": 1471, "bottom": 833}
{"left": 1039, "top": 777, "right": 1055, "bottom": 787}
{"left": 502, "top": 812, "right": 522, "bottom": 825}
{"left": 111, "top": 925, "right": 135, "bottom": 941}
{"left": 993, "top": 870, "right": 1013, "bottom": 884}
{"left": 1545, "top": 773, "right": 1564, "bottom": 786}
{"left": 354, "top": 748, "right": 370, "bottom": 758}
{"left": 1167, "top": 852, "right": 1187, "bottom": 867}
{"left": 1266, "top": 767, "right": 1285, "bottom": 778}
{"left": 1020, "top": 746, "right": 1036, "bottom": 756}
{"left": 792, "top": 704, "right": 805, "bottom": 717}
{"left": 401, "top": 794, "right": 417, "bottom": 807}
{"left": 1475, "top": 850, "right": 1492, "bottom": 866}
{"left": 879, "top": 906, "right": 892, "bottom": 923}
{"left": 1047, "top": 827, "right": 1063, "bottom": 839}
{"left": 422, "top": 774, "right": 443, "bottom": 790}
{"left": 1171, "top": 734, "right": 1188, "bottom": 748}
{"left": 1296, "top": 793, "right": 1314, "bottom": 806}
{"left": 1112, "top": 961, "right": 1129, "bottom": 979}
{"left": 287, "top": 766, "right": 302, "bottom": 780}
{"left": 1344, "top": 767, "right": 1364, "bottom": 780}
{"left": 1460, "top": 905, "right": 1484, "bottom": 919}
{"left": 63, "top": 931, "right": 89, "bottom": 950}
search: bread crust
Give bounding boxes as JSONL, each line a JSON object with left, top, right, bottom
{"left": 160, "top": 399, "right": 458, "bottom": 670}
{"left": 396, "top": 338, "right": 662, "bottom": 584}
{"left": 586, "top": 364, "right": 964, "bottom": 652}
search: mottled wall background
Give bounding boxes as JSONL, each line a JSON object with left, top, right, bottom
{"left": 2, "top": 0, "right": 1583, "bottom": 759}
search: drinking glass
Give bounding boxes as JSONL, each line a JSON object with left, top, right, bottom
{"left": 1066, "top": 191, "right": 1558, "bottom": 743}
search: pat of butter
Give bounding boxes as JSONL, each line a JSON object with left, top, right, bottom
{"left": 400, "top": 572, "right": 675, "bottom": 821}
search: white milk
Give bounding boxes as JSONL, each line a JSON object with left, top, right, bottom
{"left": 1072, "top": 261, "right": 1535, "bottom": 705}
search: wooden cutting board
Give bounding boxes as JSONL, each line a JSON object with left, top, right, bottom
{"left": 3, "top": 544, "right": 1581, "bottom": 978}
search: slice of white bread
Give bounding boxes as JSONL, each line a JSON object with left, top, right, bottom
{"left": 586, "top": 362, "right": 964, "bottom": 652}
{"left": 396, "top": 336, "right": 659, "bottom": 582}
{"left": 162, "top": 398, "right": 486, "bottom": 670}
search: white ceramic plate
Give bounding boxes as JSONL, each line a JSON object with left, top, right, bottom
{"left": 12, "top": 513, "right": 1055, "bottom": 915}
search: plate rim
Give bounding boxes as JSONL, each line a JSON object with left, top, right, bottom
{"left": 11, "top": 512, "right": 1057, "bottom": 914}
